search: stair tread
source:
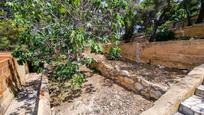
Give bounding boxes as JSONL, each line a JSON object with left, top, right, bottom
{"left": 195, "top": 85, "right": 204, "bottom": 97}
{"left": 180, "top": 95, "right": 204, "bottom": 114}
{"left": 197, "top": 85, "right": 204, "bottom": 90}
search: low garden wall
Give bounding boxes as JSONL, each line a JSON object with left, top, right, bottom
{"left": 0, "top": 53, "right": 28, "bottom": 115}
{"left": 85, "top": 53, "right": 167, "bottom": 100}
{"left": 104, "top": 39, "right": 204, "bottom": 69}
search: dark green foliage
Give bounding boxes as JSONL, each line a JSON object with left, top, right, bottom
{"left": 8, "top": 0, "right": 127, "bottom": 87}
{"left": 12, "top": 46, "right": 31, "bottom": 65}
{"left": 54, "top": 61, "right": 79, "bottom": 81}
{"left": 155, "top": 30, "right": 175, "bottom": 41}
{"left": 0, "top": 20, "right": 24, "bottom": 50}
{"left": 91, "top": 42, "right": 103, "bottom": 54}
{"left": 108, "top": 46, "right": 121, "bottom": 60}
{"left": 196, "top": 0, "right": 204, "bottom": 23}
{"left": 81, "top": 57, "right": 95, "bottom": 67}
{"left": 71, "top": 73, "right": 86, "bottom": 88}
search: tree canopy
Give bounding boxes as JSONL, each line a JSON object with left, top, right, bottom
{"left": 2, "top": 0, "right": 204, "bottom": 86}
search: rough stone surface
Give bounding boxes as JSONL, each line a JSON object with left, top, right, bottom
{"left": 141, "top": 64, "right": 204, "bottom": 115}
{"left": 85, "top": 53, "right": 167, "bottom": 100}
{"left": 179, "top": 95, "right": 204, "bottom": 115}
{"left": 195, "top": 85, "right": 204, "bottom": 98}
{"left": 38, "top": 74, "right": 51, "bottom": 115}
{"left": 174, "top": 112, "right": 184, "bottom": 115}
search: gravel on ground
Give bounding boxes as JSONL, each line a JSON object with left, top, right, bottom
{"left": 106, "top": 60, "right": 189, "bottom": 87}
{"left": 50, "top": 67, "right": 153, "bottom": 115}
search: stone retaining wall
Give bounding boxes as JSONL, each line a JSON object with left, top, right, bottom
{"left": 85, "top": 53, "right": 167, "bottom": 100}
{"left": 104, "top": 39, "right": 204, "bottom": 69}
{"left": 0, "top": 53, "right": 28, "bottom": 115}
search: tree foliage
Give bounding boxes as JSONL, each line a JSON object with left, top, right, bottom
{"left": 123, "top": 0, "right": 203, "bottom": 42}
{"left": 8, "top": 0, "right": 127, "bottom": 84}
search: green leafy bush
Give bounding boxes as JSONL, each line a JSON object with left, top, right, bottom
{"left": 81, "top": 57, "right": 95, "bottom": 67}
{"left": 155, "top": 30, "right": 176, "bottom": 41}
{"left": 0, "top": 20, "right": 25, "bottom": 50}
{"left": 54, "top": 61, "right": 79, "bottom": 81}
{"left": 71, "top": 73, "right": 86, "bottom": 88}
{"left": 108, "top": 46, "right": 121, "bottom": 60}
{"left": 91, "top": 42, "right": 103, "bottom": 54}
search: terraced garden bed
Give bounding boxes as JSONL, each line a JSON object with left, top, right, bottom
{"left": 50, "top": 67, "right": 154, "bottom": 115}
{"left": 106, "top": 60, "right": 189, "bottom": 88}
{"left": 48, "top": 52, "right": 190, "bottom": 115}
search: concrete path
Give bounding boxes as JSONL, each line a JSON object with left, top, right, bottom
{"left": 4, "top": 73, "right": 41, "bottom": 115}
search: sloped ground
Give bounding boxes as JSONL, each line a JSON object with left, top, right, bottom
{"left": 50, "top": 68, "right": 153, "bottom": 115}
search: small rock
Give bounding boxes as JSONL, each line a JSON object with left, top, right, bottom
{"left": 114, "top": 65, "right": 120, "bottom": 72}
{"left": 135, "top": 83, "right": 144, "bottom": 91}
{"left": 183, "top": 70, "right": 188, "bottom": 73}
{"left": 121, "top": 70, "right": 129, "bottom": 76}
{"left": 150, "top": 90, "right": 162, "bottom": 99}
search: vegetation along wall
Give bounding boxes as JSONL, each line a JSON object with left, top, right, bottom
{"left": 104, "top": 39, "right": 204, "bottom": 69}
{"left": 0, "top": 53, "right": 28, "bottom": 115}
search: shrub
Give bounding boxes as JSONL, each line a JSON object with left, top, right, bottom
{"left": 71, "top": 73, "right": 86, "bottom": 88}
{"left": 108, "top": 46, "right": 121, "bottom": 60}
{"left": 54, "top": 61, "right": 79, "bottom": 81}
{"left": 155, "top": 30, "right": 176, "bottom": 41}
{"left": 90, "top": 42, "right": 103, "bottom": 54}
{"left": 81, "top": 57, "right": 95, "bottom": 67}
{"left": 0, "top": 20, "right": 24, "bottom": 50}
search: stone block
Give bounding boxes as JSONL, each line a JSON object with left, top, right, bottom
{"left": 141, "top": 72, "right": 204, "bottom": 115}
{"left": 135, "top": 83, "right": 143, "bottom": 91}
{"left": 179, "top": 95, "right": 204, "bottom": 115}
{"left": 195, "top": 85, "right": 204, "bottom": 97}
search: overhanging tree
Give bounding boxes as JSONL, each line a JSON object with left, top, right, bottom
{"left": 7, "top": 0, "right": 127, "bottom": 84}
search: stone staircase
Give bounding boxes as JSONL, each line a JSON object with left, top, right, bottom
{"left": 175, "top": 81, "right": 204, "bottom": 115}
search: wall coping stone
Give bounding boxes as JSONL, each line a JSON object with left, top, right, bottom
{"left": 141, "top": 64, "right": 204, "bottom": 115}
{"left": 37, "top": 74, "right": 51, "bottom": 115}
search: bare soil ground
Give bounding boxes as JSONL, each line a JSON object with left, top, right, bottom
{"left": 50, "top": 67, "right": 153, "bottom": 115}
{"left": 106, "top": 60, "right": 189, "bottom": 87}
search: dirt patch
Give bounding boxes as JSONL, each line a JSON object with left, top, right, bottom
{"left": 106, "top": 60, "right": 189, "bottom": 87}
{"left": 50, "top": 67, "right": 153, "bottom": 115}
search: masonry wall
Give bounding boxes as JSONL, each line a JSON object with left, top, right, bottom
{"left": 174, "top": 24, "right": 204, "bottom": 38}
{"left": 104, "top": 39, "right": 204, "bottom": 69}
{"left": 0, "top": 53, "right": 28, "bottom": 115}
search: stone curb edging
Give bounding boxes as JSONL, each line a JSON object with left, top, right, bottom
{"left": 141, "top": 64, "right": 204, "bottom": 115}
{"left": 37, "top": 74, "right": 51, "bottom": 115}
{"left": 87, "top": 54, "right": 167, "bottom": 100}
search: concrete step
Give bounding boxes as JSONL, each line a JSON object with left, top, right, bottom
{"left": 174, "top": 112, "right": 184, "bottom": 115}
{"left": 179, "top": 95, "right": 204, "bottom": 115}
{"left": 195, "top": 85, "right": 204, "bottom": 97}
